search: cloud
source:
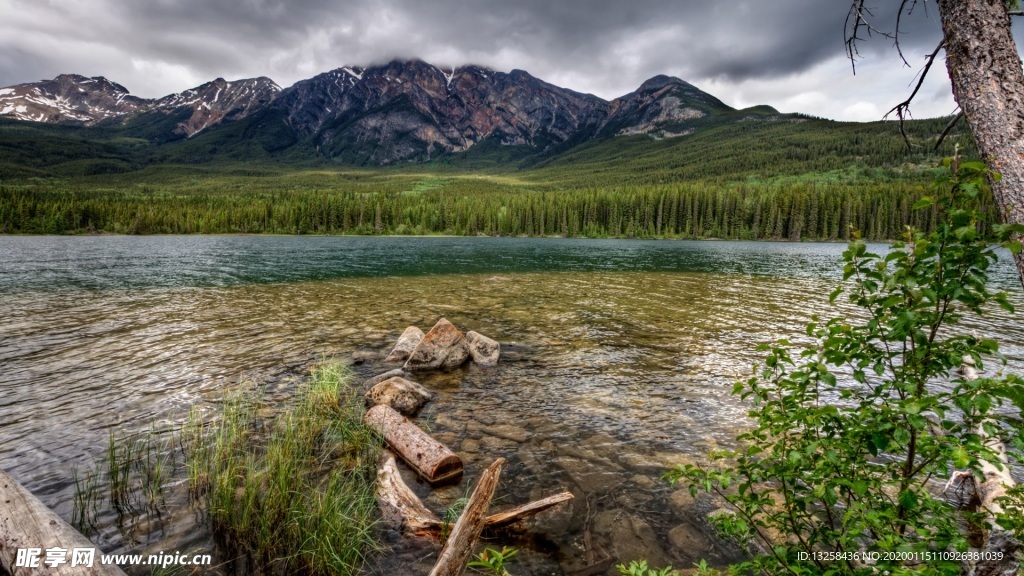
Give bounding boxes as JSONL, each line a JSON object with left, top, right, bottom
{"left": 0, "top": 0, "right": 1005, "bottom": 120}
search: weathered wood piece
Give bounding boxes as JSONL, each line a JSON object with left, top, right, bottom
{"left": 376, "top": 453, "right": 573, "bottom": 537}
{"left": 376, "top": 451, "right": 444, "bottom": 537}
{"left": 428, "top": 458, "right": 505, "bottom": 576}
{"left": 364, "top": 404, "right": 463, "bottom": 484}
{"left": 958, "top": 359, "right": 1021, "bottom": 576}
{"left": 481, "top": 491, "right": 574, "bottom": 529}
{"left": 0, "top": 469, "right": 128, "bottom": 576}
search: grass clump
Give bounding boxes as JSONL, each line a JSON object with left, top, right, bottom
{"left": 184, "top": 360, "right": 382, "bottom": 575}
{"left": 71, "top": 428, "right": 178, "bottom": 535}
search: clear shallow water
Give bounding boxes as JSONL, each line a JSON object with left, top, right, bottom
{"left": 1, "top": 236, "right": 1022, "bottom": 575}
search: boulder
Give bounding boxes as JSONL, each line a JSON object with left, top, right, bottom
{"left": 364, "top": 376, "right": 433, "bottom": 416}
{"left": 404, "top": 318, "right": 470, "bottom": 371}
{"left": 385, "top": 326, "right": 425, "bottom": 363}
{"left": 360, "top": 368, "right": 412, "bottom": 393}
{"left": 465, "top": 331, "right": 500, "bottom": 366}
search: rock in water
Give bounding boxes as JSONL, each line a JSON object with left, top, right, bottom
{"left": 385, "top": 326, "right": 425, "bottom": 362}
{"left": 364, "top": 377, "right": 433, "bottom": 416}
{"left": 360, "top": 368, "right": 413, "bottom": 393}
{"left": 592, "top": 510, "right": 672, "bottom": 568}
{"left": 404, "top": 318, "right": 470, "bottom": 371}
{"left": 466, "top": 331, "right": 500, "bottom": 366}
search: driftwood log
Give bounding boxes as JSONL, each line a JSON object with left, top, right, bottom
{"left": 0, "top": 469, "right": 127, "bottom": 576}
{"left": 954, "top": 359, "right": 1021, "bottom": 576}
{"left": 429, "top": 458, "right": 504, "bottom": 576}
{"left": 377, "top": 452, "right": 446, "bottom": 538}
{"left": 365, "top": 404, "right": 463, "bottom": 484}
{"left": 376, "top": 452, "right": 573, "bottom": 537}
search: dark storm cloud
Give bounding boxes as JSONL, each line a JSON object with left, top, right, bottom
{"left": 0, "top": 0, "right": 964, "bottom": 119}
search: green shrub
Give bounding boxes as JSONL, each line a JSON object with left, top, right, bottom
{"left": 668, "top": 154, "right": 1024, "bottom": 575}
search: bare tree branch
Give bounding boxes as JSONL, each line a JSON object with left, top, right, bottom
{"left": 884, "top": 38, "right": 946, "bottom": 149}
{"left": 846, "top": 0, "right": 922, "bottom": 73}
{"left": 893, "top": 0, "right": 923, "bottom": 67}
{"left": 845, "top": 1, "right": 895, "bottom": 74}
{"left": 934, "top": 110, "right": 965, "bottom": 151}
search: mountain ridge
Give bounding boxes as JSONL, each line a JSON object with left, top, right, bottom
{"left": 0, "top": 59, "right": 796, "bottom": 164}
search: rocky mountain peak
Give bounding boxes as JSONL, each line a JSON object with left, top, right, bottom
{"left": 635, "top": 74, "right": 691, "bottom": 92}
{"left": 0, "top": 73, "right": 146, "bottom": 123}
{"left": 0, "top": 60, "right": 772, "bottom": 163}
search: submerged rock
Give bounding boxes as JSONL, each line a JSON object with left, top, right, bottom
{"left": 668, "top": 489, "right": 697, "bottom": 517}
{"left": 484, "top": 423, "right": 529, "bottom": 443}
{"left": 593, "top": 509, "right": 671, "bottom": 568}
{"left": 350, "top": 349, "right": 383, "bottom": 365}
{"left": 360, "top": 368, "right": 412, "bottom": 392}
{"left": 466, "top": 330, "right": 500, "bottom": 366}
{"left": 385, "top": 326, "right": 425, "bottom": 363}
{"left": 364, "top": 376, "right": 432, "bottom": 416}
{"left": 404, "top": 318, "right": 470, "bottom": 371}
{"left": 667, "top": 523, "right": 713, "bottom": 557}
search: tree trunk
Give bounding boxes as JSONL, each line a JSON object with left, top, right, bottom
{"left": 938, "top": 0, "right": 1024, "bottom": 288}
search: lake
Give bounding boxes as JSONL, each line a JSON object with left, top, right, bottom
{"left": 1, "top": 236, "right": 1022, "bottom": 574}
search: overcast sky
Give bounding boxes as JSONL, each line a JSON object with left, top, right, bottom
{"left": 1, "top": 0, "right": 1019, "bottom": 121}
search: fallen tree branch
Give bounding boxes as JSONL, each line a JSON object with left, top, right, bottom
{"left": 376, "top": 451, "right": 443, "bottom": 538}
{"left": 429, "top": 458, "right": 505, "bottom": 576}
{"left": 376, "top": 453, "right": 573, "bottom": 538}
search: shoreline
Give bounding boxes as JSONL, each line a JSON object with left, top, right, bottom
{"left": 0, "top": 232, "right": 860, "bottom": 243}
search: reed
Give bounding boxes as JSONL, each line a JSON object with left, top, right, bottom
{"left": 70, "top": 464, "right": 100, "bottom": 535}
{"left": 185, "top": 360, "right": 382, "bottom": 576}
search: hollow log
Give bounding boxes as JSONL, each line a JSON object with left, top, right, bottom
{"left": 428, "top": 458, "right": 504, "bottom": 576}
{"left": 376, "top": 452, "right": 573, "bottom": 537}
{"left": 0, "top": 469, "right": 128, "bottom": 576}
{"left": 365, "top": 404, "right": 463, "bottom": 484}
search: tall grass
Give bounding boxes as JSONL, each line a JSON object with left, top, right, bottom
{"left": 71, "top": 428, "right": 177, "bottom": 535}
{"left": 70, "top": 465, "right": 100, "bottom": 535}
{"left": 184, "top": 361, "right": 381, "bottom": 576}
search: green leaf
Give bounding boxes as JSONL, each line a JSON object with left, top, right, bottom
{"left": 898, "top": 489, "right": 919, "bottom": 511}
{"left": 912, "top": 196, "right": 934, "bottom": 210}
{"left": 829, "top": 285, "right": 843, "bottom": 303}
{"left": 952, "top": 446, "right": 971, "bottom": 468}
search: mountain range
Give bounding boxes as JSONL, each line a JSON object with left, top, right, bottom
{"left": 0, "top": 59, "right": 788, "bottom": 165}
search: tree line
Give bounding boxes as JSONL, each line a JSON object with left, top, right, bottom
{"left": 0, "top": 181, "right": 994, "bottom": 241}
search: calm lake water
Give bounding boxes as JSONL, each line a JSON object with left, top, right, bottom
{"left": 1, "top": 236, "right": 1022, "bottom": 575}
